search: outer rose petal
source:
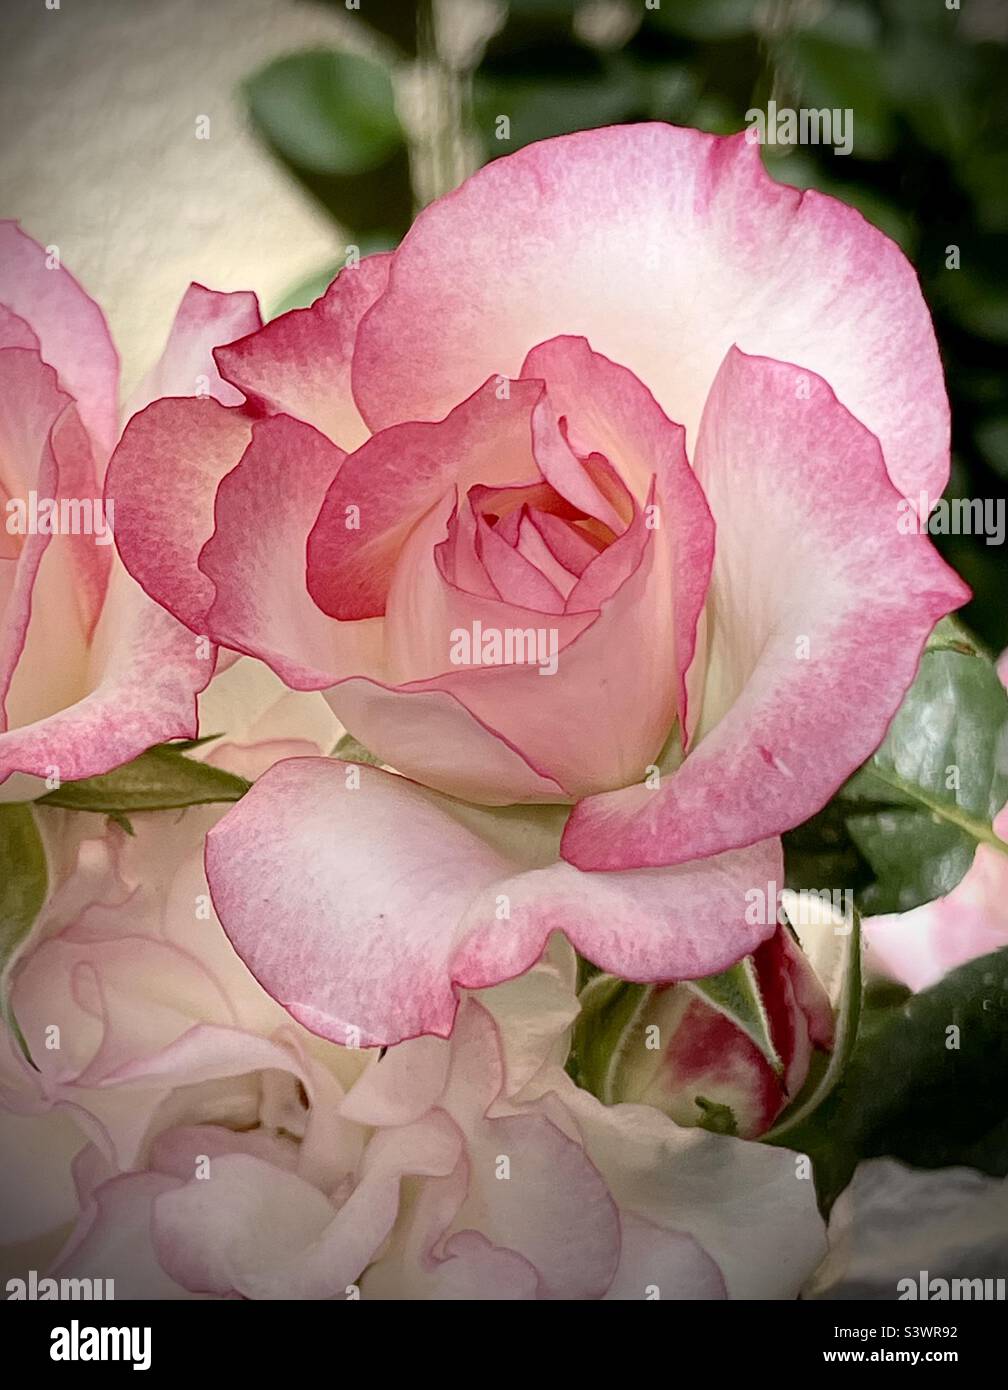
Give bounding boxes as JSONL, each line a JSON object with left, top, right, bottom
{"left": 0, "top": 565, "right": 212, "bottom": 783}
{"left": 106, "top": 397, "right": 253, "bottom": 633}
{"left": 123, "top": 283, "right": 262, "bottom": 421}
{"left": 562, "top": 350, "right": 969, "bottom": 870}
{"left": 0, "top": 304, "right": 40, "bottom": 352}
{"left": 603, "top": 1217, "right": 726, "bottom": 1300}
{"left": 0, "top": 351, "right": 92, "bottom": 740}
{"left": 106, "top": 280, "right": 282, "bottom": 636}
{"left": 199, "top": 413, "right": 382, "bottom": 688}
{"left": 0, "top": 221, "right": 120, "bottom": 455}
{"left": 214, "top": 255, "right": 391, "bottom": 452}
{"left": 353, "top": 124, "right": 949, "bottom": 502}
{"left": 533, "top": 1078, "right": 827, "bottom": 1299}
{"left": 205, "top": 757, "right": 780, "bottom": 1046}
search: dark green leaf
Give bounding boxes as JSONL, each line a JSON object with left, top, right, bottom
{"left": 34, "top": 746, "right": 250, "bottom": 816}
{"left": 769, "top": 949, "right": 1008, "bottom": 1213}
{"left": 840, "top": 619, "right": 1008, "bottom": 912}
{"left": 645, "top": 0, "right": 758, "bottom": 40}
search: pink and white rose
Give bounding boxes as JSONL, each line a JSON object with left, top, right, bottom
{"left": 1, "top": 739, "right": 826, "bottom": 1299}
{"left": 106, "top": 125, "right": 967, "bottom": 1044}
{"left": 0, "top": 224, "right": 262, "bottom": 801}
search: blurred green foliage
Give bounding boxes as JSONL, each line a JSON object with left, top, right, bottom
{"left": 245, "top": 0, "right": 1006, "bottom": 644}
{"left": 243, "top": 47, "right": 411, "bottom": 245}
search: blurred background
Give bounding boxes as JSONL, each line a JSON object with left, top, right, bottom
{"left": 2, "top": 0, "right": 1006, "bottom": 642}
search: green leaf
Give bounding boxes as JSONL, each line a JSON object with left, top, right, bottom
{"left": 683, "top": 956, "right": 784, "bottom": 1076}
{"left": 0, "top": 803, "right": 48, "bottom": 1045}
{"left": 569, "top": 974, "right": 652, "bottom": 1102}
{"left": 331, "top": 732, "right": 385, "bottom": 767}
{"left": 34, "top": 746, "right": 250, "bottom": 816}
{"left": 840, "top": 618, "right": 1008, "bottom": 913}
{"left": 764, "top": 898, "right": 862, "bottom": 1143}
{"left": 243, "top": 49, "right": 404, "bottom": 177}
{"left": 769, "top": 949, "right": 1008, "bottom": 1213}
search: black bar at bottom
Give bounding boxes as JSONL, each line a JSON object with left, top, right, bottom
{"left": 0, "top": 1296, "right": 995, "bottom": 1375}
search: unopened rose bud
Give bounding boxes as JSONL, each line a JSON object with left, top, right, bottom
{"left": 602, "top": 928, "right": 834, "bottom": 1139}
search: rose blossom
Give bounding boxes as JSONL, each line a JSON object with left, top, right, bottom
{"left": 105, "top": 124, "right": 968, "bottom": 1045}
{"left": 0, "top": 224, "right": 261, "bottom": 801}
{"left": 0, "top": 764, "right": 826, "bottom": 1298}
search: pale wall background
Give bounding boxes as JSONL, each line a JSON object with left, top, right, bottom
{"left": 0, "top": 0, "right": 367, "bottom": 395}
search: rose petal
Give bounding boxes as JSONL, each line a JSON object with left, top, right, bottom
{"left": 522, "top": 336, "right": 713, "bottom": 728}
{"left": 0, "top": 565, "right": 212, "bottom": 782}
{"left": 199, "top": 413, "right": 385, "bottom": 688}
{"left": 543, "top": 1079, "right": 827, "bottom": 1299}
{"left": 562, "top": 349, "right": 969, "bottom": 870}
{"left": 124, "top": 283, "right": 262, "bottom": 420}
{"left": 354, "top": 125, "right": 949, "bottom": 502}
{"left": 214, "top": 255, "right": 390, "bottom": 452}
{"left": 604, "top": 1215, "right": 726, "bottom": 1300}
{"left": 106, "top": 396, "right": 253, "bottom": 633}
{"left": 0, "top": 222, "right": 120, "bottom": 455}
{"left": 206, "top": 757, "right": 780, "bottom": 1046}
{"left": 307, "top": 377, "right": 543, "bottom": 620}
